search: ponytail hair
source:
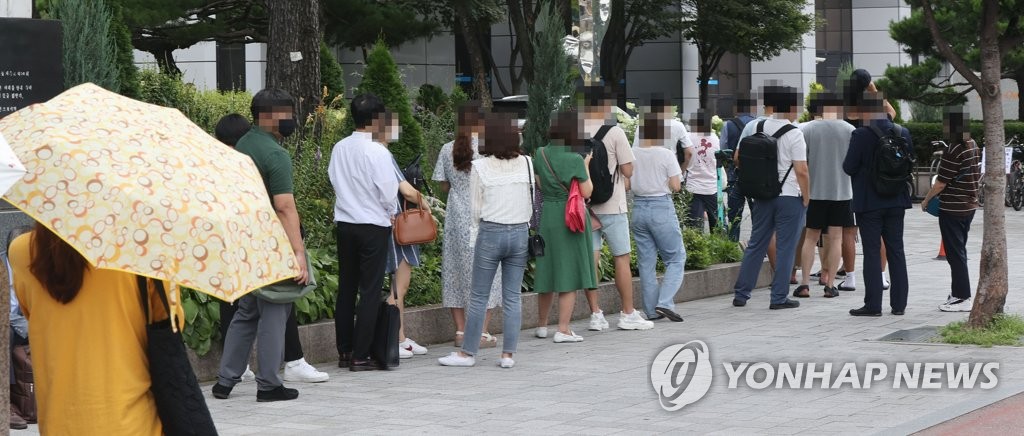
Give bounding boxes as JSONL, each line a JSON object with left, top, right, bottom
{"left": 30, "top": 223, "right": 90, "bottom": 304}
{"left": 453, "top": 101, "right": 483, "bottom": 173}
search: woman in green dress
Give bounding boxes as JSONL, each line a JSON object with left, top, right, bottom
{"left": 533, "top": 110, "right": 597, "bottom": 343}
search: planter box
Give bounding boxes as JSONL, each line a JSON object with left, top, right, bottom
{"left": 188, "top": 260, "right": 772, "bottom": 381}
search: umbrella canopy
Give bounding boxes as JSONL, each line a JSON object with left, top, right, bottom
{"left": 0, "top": 132, "right": 28, "bottom": 197}
{"left": 0, "top": 83, "right": 299, "bottom": 302}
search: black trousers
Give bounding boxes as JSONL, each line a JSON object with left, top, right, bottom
{"left": 221, "top": 300, "right": 303, "bottom": 362}
{"left": 688, "top": 193, "right": 720, "bottom": 231}
{"left": 939, "top": 210, "right": 975, "bottom": 299}
{"left": 725, "top": 174, "right": 754, "bottom": 241}
{"left": 335, "top": 222, "right": 390, "bottom": 360}
{"left": 856, "top": 207, "right": 909, "bottom": 313}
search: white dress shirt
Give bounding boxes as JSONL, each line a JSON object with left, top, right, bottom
{"left": 328, "top": 131, "right": 401, "bottom": 227}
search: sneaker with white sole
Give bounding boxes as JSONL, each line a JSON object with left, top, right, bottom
{"left": 944, "top": 295, "right": 959, "bottom": 305}
{"left": 241, "top": 365, "right": 255, "bottom": 382}
{"left": 438, "top": 352, "right": 475, "bottom": 367}
{"left": 283, "top": 358, "right": 329, "bottom": 383}
{"left": 837, "top": 279, "right": 856, "bottom": 291}
{"left": 588, "top": 311, "right": 610, "bottom": 331}
{"left": 399, "top": 346, "right": 414, "bottom": 359}
{"left": 400, "top": 338, "right": 428, "bottom": 355}
{"left": 939, "top": 297, "right": 973, "bottom": 312}
{"left": 553, "top": 331, "right": 584, "bottom": 343}
{"left": 498, "top": 357, "right": 515, "bottom": 368}
{"left": 535, "top": 326, "right": 548, "bottom": 339}
{"left": 617, "top": 310, "right": 655, "bottom": 330}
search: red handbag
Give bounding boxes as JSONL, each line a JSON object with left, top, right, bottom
{"left": 541, "top": 149, "right": 590, "bottom": 233}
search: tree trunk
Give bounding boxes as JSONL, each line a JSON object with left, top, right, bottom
{"left": 266, "top": 0, "right": 322, "bottom": 127}
{"left": 151, "top": 48, "right": 181, "bottom": 76}
{"left": 0, "top": 262, "right": 9, "bottom": 432}
{"left": 456, "top": 15, "right": 492, "bottom": 108}
{"left": 968, "top": 0, "right": 1009, "bottom": 329}
{"left": 1016, "top": 68, "right": 1024, "bottom": 122}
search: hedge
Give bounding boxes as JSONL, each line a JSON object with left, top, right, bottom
{"left": 903, "top": 121, "right": 1024, "bottom": 165}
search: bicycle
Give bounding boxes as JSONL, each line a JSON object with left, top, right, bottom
{"left": 1007, "top": 135, "right": 1024, "bottom": 211}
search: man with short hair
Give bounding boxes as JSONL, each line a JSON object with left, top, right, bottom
{"left": 731, "top": 85, "right": 810, "bottom": 310}
{"left": 722, "top": 94, "right": 757, "bottom": 242}
{"left": 579, "top": 85, "right": 654, "bottom": 330}
{"left": 843, "top": 92, "right": 912, "bottom": 317}
{"left": 214, "top": 88, "right": 309, "bottom": 402}
{"left": 795, "top": 93, "right": 855, "bottom": 298}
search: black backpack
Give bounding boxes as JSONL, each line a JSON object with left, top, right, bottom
{"left": 736, "top": 120, "right": 797, "bottom": 200}
{"left": 868, "top": 124, "right": 913, "bottom": 197}
{"left": 587, "top": 125, "right": 616, "bottom": 205}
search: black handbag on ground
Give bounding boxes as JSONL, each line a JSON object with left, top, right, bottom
{"left": 137, "top": 277, "right": 218, "bottom": 436}
{"left": 526, "top": 156, "right": 545, "bottom": 258}
{"left": 371, "top": 276, "right": 401, "bottom": 368}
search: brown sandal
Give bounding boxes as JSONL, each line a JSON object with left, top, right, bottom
{"left": 793, "top": 285, "right": 810, "bottom": 298}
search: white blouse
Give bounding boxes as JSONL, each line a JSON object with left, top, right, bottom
{"left": 469, "top": 155, "right": 534, "bottom": 241}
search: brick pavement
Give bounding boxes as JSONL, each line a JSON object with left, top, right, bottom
{"left": 20, "top": 209, "right": 1024, "bottom": 435}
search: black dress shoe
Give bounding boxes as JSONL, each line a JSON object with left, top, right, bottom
{"left": 338, "top": 352, "right": 351, "bottom": 368}
{"left": 349, "top": 359, "right": 380, "bottom": 372}
{"left": 10, "top": 412, "right": 28, "bottom": 430}
{"left": 655, "top": 307, "right": 684, "bottom": 322}
{"left": 212, "top": 382, "right": 233, "bottom": 399}
{"left": 733, "top": 298, "right": 747, "bottom": 307}
{"left": 849, "top": 306, "right": 882, "bottom": 317}
{"left": 257, "top": 385, "right": 299, "bottom": 402}
{"left": 769, "top": 299, "right": 800, "bottom": 310}
{"left": 891, "top": 309, "right": 905, "bottom": 315}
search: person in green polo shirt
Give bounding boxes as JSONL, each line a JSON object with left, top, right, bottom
{"left": 213, "top": 89, "right": 313, "bottom": 402}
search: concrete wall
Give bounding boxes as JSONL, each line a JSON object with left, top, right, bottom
{"left": 750, "top": 1, "right": 817, "bottom": 101}
{"left": 0, "top": 0, "right": 30, "bottom": 18}
{"left": 850, "top": 1, "right": 912, "bottom": 85}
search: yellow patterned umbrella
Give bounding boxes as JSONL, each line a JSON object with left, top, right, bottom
{"left": 0, "top": 83, "right": 299, "bottom": 303}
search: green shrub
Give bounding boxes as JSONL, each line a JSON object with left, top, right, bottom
{"left": 909, "top": 101, "right": 942, "bottom": 122}
{"left": 108, "top": 1, "right": 138, "bottom": 97}
{"left": 416, "top": 84, "right": 449, "bottom": 115}
{"left": 136, "top": 69, "right": 251, "bottom": 132}
{"left": 180, "top": 288, "right": 220, "bottom": 356}
{"left": 683, "top": 228, "right": 714, "bottom": 270}
{"left": 340, "top": 39, "right": 425, "bottom": 171}
{"left": 522, "top": 1, "right": 575, "bottom": 153}
{"left": 939, "top": 314, "right": 1024, "bottom": 347}
{"left": 320, "top": 42, "right": 346, "bottom": 106}
{"left": 903, "top": 121, "right": 1024, "bottom": 164}
{"left": 53, "top": 0, "right": 120, "bottom": 92}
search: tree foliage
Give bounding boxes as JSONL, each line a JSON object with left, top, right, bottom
{"left": 600, "top": 0, "right": 687, "bottom": 101}
{"left": 51, "top": 0, "right": 121, "bottom": 92}
{"left": 679, "top": 0, "right": 814, "bottom": 108}
{"left": 341, "top": 40, "right": 425, "bottom": 169}
{"left": 522, "top": 1, "right": 575, "bottom": 153}
{"left": 878, "top": 1, "right": 1024, "bottom": 120}
{"left": 320, "top": 42, "right": 346, "bottom": 106}
{"left": 323, "top": 0, "right": 441, "bottom": 56}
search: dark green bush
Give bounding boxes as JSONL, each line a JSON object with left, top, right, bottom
{"left": 320, "top": 42, "right": 346, "bottom": 106}
{"left": 53, "top": 0, "right": 119, "bottom": 92}
{"left": 416, "top": 84, "right": 448, "bottom": 115}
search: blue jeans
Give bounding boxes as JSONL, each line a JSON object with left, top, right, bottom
{"left": 631, "top": 195, "right": 686, "bottom": 318}
{"left": 462, "top": 222, "right": 529, "bottom": 355}
{"left": 733, "top": 196, "right": 806, "bottom": 305}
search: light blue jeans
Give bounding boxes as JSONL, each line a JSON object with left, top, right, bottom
{"left": 462, "top": 221, "right": 529, "bottom": 355}
{"left": 631, "top": 195, "right": 686, "bottom": 318}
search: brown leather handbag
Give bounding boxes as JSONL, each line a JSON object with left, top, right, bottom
{"left": 393, "top": 193, "right": 437, "bottom": 245}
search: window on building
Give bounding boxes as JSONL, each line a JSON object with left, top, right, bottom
{"left": 216, "top": 42, "right": 246, "bottom": 92}
{"left": 815, "top": 0, "right": 853, "bottom": 89}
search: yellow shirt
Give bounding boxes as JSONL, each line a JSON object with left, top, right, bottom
{"left": 10, "top": 233, "right": 181, "bottom": 436}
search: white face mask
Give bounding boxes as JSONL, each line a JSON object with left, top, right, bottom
{"left": 388, "top": 124, "right": 401, "bottom": 143}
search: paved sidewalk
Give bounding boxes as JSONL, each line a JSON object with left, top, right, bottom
{"left": 23, "top": 209, "right": 1024, "bottom": 435}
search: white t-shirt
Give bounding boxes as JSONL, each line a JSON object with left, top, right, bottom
{"left": 685, "top": 133, "right": 721, "bottom": 195}
{"left": 632, "top": 118, "right": 693, "bottom": 151}
{"left": 737, "top": 116, "right": 807, "bottom": 198}
{"left": 630, "top": 146, "right": 682, "bottom": 197}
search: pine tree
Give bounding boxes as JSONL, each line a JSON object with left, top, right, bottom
{"left": 341, "top": 39, "right": 425, "bottom": 170}
{"left": 52, "top": 0, "right": 121, "bottom": 92}
{"left": 320, "top": 42, "right": 346, "bottom": 106}
{"left": 522, "top": 1, "right": 575, "bottom": 154}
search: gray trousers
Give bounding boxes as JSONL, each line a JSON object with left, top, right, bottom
{"left": 217, "top": 294, "right": 291, "bottom": 391}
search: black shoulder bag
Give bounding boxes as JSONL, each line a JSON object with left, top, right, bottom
{"left": 137, "top": 277, "right": 218, "bottom": 436}
{"left": 526, "top": 156, "right": 545, "bottom": 258}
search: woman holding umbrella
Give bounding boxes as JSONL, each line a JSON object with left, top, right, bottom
{"left": 9, "top": 224, "right": 179, "bottom": 435}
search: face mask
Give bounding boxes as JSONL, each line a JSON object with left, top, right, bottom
{"left": 388, "top": 125, "right": 401, "bottom": 143}
{"left": 278, "top": 119, "right": 297, "bottom": 138}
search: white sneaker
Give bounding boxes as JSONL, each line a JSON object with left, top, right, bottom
{"left": 283, "top": 358, "right": 329, "bottom": 383}
{"left": 588, "top": 311, "right": 610, "bottom": 331}
{"left": 553, "top": 331, "right": 584, "bottom": 343}
{"left": 498, "top": 357, "right": 515, "bottom": 368}
{"left": 535, "top": 326, "right": 548, "bottom": 339}
{"left": 617, "top": 310, "right": 655, "bottom": 330}
{"left": 399, "top": 346, "right": 414, "bottom": 359}
{"left": 438, "top": 352, "right": 475, "bottom": 367}
{"left": 944, "top": 295, "right": 959, "bottom": 305}
{"left": 241, "top": 365, "right": 255, "bottom": 382}
{"left": 400, "top": 338, "right": 428, "bottom": 355}
{"left": 939, "top": 297, "right": 973, "bottom": 312}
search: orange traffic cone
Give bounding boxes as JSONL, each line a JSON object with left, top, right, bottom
{"left": 934, "top": 241, "right": 946, "bottom": 261}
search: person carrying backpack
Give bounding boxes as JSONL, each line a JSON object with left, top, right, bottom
{"left": 578, "top": 85, "right": 654, "bottom": 330}
{"left": 721, "top": 94, "right": 757, "bottom": 242}
{"left": 731, "top": 85, "right": 810, "bottom": 310}
{"left": 843, "top": 91, "right": 913, "bottom": 317}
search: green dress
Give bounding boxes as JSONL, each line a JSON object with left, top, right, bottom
{"left": 533, "top": 145, "right": 598, "bottom": 293}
